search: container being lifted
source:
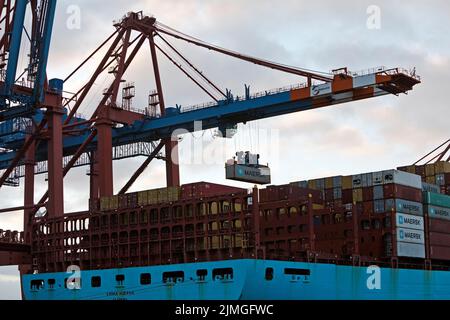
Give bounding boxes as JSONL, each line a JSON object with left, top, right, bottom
{"left": 225, "top": 151, "right": 271, "bottom": 184}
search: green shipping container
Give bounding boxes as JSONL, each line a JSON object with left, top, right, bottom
{"left": 423, "top": 192, "right": 450, "bottom": 209}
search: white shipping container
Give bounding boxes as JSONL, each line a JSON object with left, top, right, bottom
{"left": 436, "top": 174, "right": 445, "bottom": 186}
{"left": 396, "top": 227, "right": 425, "bottom": 244}
{"left": 396, "top": 241, "right": 425, "bottom": 258}
{"left": 362, "top": 173, "right": 373, "bottom": 187}
{"left": 352, "top": 174, "right": 362, "bottom": 188}
{"left": 382, "top": 169, "right": 422, "bottom": 189}
{"left": 395, "top": 213, "right": 424, "bottom": 231}
{"left": 372, "top": 171, "right": 384, "bottom": 185}
{"left": 422, "top": 182, "right": 440, "bottom": 194}
{"left": 385, "top": 198, "right": 423, "bottom": 216}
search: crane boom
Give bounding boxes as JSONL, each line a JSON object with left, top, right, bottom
{"left": 0, "top": 66, "right": 420, "bottom": 171}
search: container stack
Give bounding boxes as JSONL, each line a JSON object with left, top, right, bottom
{"left": 424, "top": 192, "right": 450, "bottom": 261}
{"left": 298, "top": 169, "right": 425, "bottom": 259}
{"left": 398, "top": 161, "right": 450, "bottom": 195}
{"left": 99, "top": 187, "right": 182, "bottom": 211}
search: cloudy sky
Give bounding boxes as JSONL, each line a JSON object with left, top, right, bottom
{"left": 1, "top": 0, "right": 449, "bottom": 299}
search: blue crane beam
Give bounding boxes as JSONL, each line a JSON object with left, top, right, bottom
{"left": 0, "top": 68, "right": 420, "bottom": 171}
{"left": 1, "top": 0, "right": 27, "bottom": 103}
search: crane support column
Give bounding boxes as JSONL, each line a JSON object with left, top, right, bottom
{"left": 24, "top": 135, "right": 35, "bottom": 242}
{"left": 46, "top": 79, "right": 65, "bottom": 218}
{"left": 96, "top": 110, "right": 114, "bottom": 197}
{"left": 46, "top": 106, "right": 64, "bottom": 217}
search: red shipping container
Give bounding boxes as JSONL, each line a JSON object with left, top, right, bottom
{"left": 429, "top": 232, "right": 450, "bottom": 246}
{"left": 362, "top": 187, "right": 373, "bottom": 202}
{"left": 325, "top": 188, "right": 334, "bottom": 202}
{"left": 415, "top": 165, "right": 425, "bottom": 177}
{"left": 383, "top": 184, "right": 421, "bottom": 202}
{"left": 342, "top": 189, "right": 353, "bottom": 204}
{"left": 182, "top": 182, "right": 246, "bottom": 199}
{"left": 266, "top": 186, "right": 280, "bottom": 201}
{"left": 430, "top": 245, "right": 450, "bottom": 261}
{"left": 259, "top": 189, "right": 269, "bottom": 203}
{"left": 428, "top": 218, "right": 450, "bottom": 233}
{"left": 288, "top": 186, "right": 323, "bottom": 203}
{"left": 363, "top": 201, "right": 374, "bottom": 215}
{"left": 180, "top": 184, "right": 193, "bottom": 199}
{"left": 277, "top": 185, "right": 289, "bottom": 200}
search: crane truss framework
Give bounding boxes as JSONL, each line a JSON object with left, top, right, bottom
{"left": 0, "top": 9, "right": 421, "bottom": 267}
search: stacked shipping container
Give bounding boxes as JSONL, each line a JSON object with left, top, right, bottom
{"left": 424, "top": 192, "right": 450, "bottom": 261}
{"left": 398, "top": 161, "right": 450, "bottom": 195}
{"left": 31, "top": 165, "right": 450, "bottom": 273}
{"left": 288, "top": 169, "right": 426, "bottom": 259}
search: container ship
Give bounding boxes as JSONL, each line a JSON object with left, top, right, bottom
{"left": 0, "top": 6, "right": 447, "bottom": 300}
{"left": 15, "top": 160, "right": 450, "bottom": 300}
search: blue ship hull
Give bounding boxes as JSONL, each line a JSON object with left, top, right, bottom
{"left": 22, "top": 259, "right": 450, "bottom": 300}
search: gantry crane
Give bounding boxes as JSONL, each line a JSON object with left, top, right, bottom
{"left": 0, "top": 4, "right": 420, "bottom": 267}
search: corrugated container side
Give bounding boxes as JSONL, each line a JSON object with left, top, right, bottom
{"left": 352, "top": 188, "right": 363, "bottom": 202}
{"left": 373, "top": 185, "right": 384, "bottom": 200}
{"left": 382, "top": 170, "right": 422, "bottom": 189}
{"left": 138, "top": 191, "right": 148, "bottom": 206}
{"left": 316, "top": 178, "right": 325, "bottom": 190}
{"left": 397, "top": 241, "right": 425, "bottom": 258}
{"left": 119, "top": 194, "right": 128, "bottom": 209}
{"left": 127, "top": 192, "right": 138, "bottom": 208}
{"left": 333, "top": 187, "right": 342, "bottom": 200}
{"left": 158, "top": 188, "right": 168, "bottom": 203}
{"left": 147, "top": 189, "right": 158, "bottom": 204}
{"left": 428, "top": 218, "right": 450, "bottom": 233}
{"left": 100, "top": 197, "right": 109, "bottom": 211}
{"left": 425, "top": 163, "right": 436, "bottom": 177}
{"left": 363, "top": 201, "right": 374, "bottom": 214}
{"left": 435, "top": 161, "right": 450, "bottom": 174}
{"left": 372, "top": 171, "right": 383, "bottom": 185}
{"left": 362, "top": 173, "right": 373, "bottom": 187}
{"left": 423, "top": 192, "right": 450, "bottom": 208}
{"left": 110, "top": 195, "right": 118, "bottom": 210}
{"left": 429, "top": 232, "right": 450, "bottom": 246}
{"left": 352, "top": 174, "right": 362, "bottom": 188}
{"left": 342, "top": 176, "right": 352, "bottom": 189}
{"left": 436, "top": 174, "right": 445, "bottom": 186}
{"left": 383, "top": 184, "right": 422, "bottom": 202}
{"left": 373, "top": 199, "right": 384, "bottom": 213}
{"left": 333, "top": 176, "right": 342, "bottom": 188}
{"left": 426, "top": 176, "right": 436, "bottom": 184}
{"left": 406, "top": 165, "right": 416, "bottom": 174}
{"left": 325, "top": 177, "right": 333, "bottom": 189}
{"left": 430, "top": 245, "right": 450, "bottom": 260}
{"left": 362, "top": 187, "right": 373, "bottom": 202}
{"left": 414, "top": 165, "right": 425, "bottom": 177}
{"left": 422, "top": 182, "right": 441, "bottom": 194}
